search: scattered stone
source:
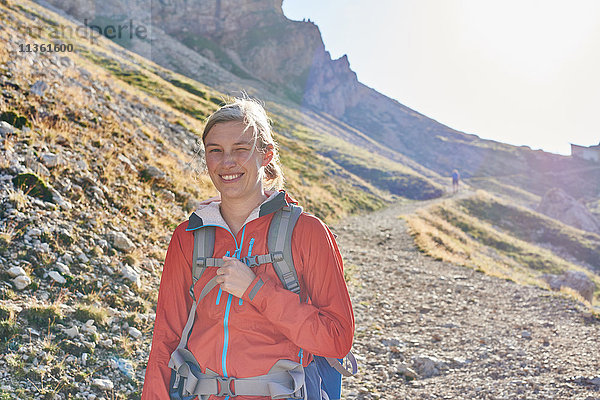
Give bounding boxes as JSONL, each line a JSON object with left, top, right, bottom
{"left": 397, "top": 364, "right": 418, "bottom": 380}
{"left": 75, "top": 159, "right": 89, "bottom": 171}
{"left": 381, "top": 338, "right": 402, "bottom": 347}
{"left": 117, "top": 154, "right": 137, "bottom": 172}
{"left": 521, "top": 330, "right": 532, "bottom": 340}
{"left": 64, "top": 326, "right": 79, "bottom": 338}
{"left": 7, "top": 266, "right": 26, "bottom": 278}
{"left": 25, "top": 157, "right": 51, "bottom": 177}
{"left": 55, "top": 262, "right": 70, "bottom": 275}
{"left": 40, "top": 152, "right": 59, "bottom": 168}
{"left": 92, "top": 378, "right": 114, "bottom": 391}
{"left": 159, "top": 188, "right": 176, "bottom": 202}
{"left": 28, "top": 228, "right": 41, "bottom": 238}
{"left": 141, "top": 165, "right": 166, "bottom": 181}
{"left": 88, "top": 185, "right": 105, "bottom": 201}
{"left": 128, "top": 327, "right": 142, "bottom": 339}
{"left": 115, "top": 357, "right": 135, "bottom": 379}
{"left": 30, "top": 80, "right": 48, "bottom": 96}
{"left": 0, "top": 121, "right": 15, "bottom": 136}
{"left": 110, "top": 231, "right": 135, "bottom": 252}
{"left": 92, "top": 245, "right": 104, "bottom": 256}
{"left": 13, "top": 275, "right": 31, "bottom": 290}
{"left": 48, "top": 270, "right": 66, "bottom": 284}
{"left": 77, "top": 252, "right": 90, "bottom": 263}
{"left": 412, "top": 355, "right": 446, "bottom": 378}
{"left": 62, "top": 253, "right": 74, "bottom": 264}
{"left": 59, "top": 56, "right": 74, "bottom": 68}
{"left": 121, "top": 265, "right": 141, "bottom": 287}
{"left": 81, "top": 320, "right": 97, "bottom": 335}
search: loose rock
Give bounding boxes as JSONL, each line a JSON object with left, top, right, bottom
{"left": 128, "top": 327, "right": 142, "bottom": 339}
{"left": 7, "top": 266, "right": 26, "bottom": 278}
{"left": 121, "top": 265, "right": 141, "bottom": 287}
{"left": 111, "top": 231, "right": 134, "bottom": 252}
{"left": 48, "top": 270, "right": 66, "bottom": 284}
{"left": 13, "top": 275, "right": 31, "bottom": 290}
{"left": 92, "top": 378, "right": 113, "bottom": 390}
{"left": 30, "top": 80, "right": 48, "bottom": 96}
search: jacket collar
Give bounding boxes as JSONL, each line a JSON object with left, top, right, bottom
{"left": 186, "top": 190, "right": 292, "bottom": 231}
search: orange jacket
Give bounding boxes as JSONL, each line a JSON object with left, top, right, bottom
{"left": 142, "top": 192, "right": 355, "bottom": 399}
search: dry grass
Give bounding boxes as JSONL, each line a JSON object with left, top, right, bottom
{"left": 404, "top": 194, "right": 600, "bottom": 307}
{"left": 6, "top": 188, "right": 28, "bottom": 211}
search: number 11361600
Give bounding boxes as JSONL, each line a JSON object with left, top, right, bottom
{"left": 19, "top": 43, "right": 74, "bottom": 53}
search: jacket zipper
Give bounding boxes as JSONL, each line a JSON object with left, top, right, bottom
{"left": 204, "top": 224, "right": 247, "bottom": 379}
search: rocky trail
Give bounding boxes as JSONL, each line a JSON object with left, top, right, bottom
{"left": 334, "top": 195, "right": 600, "bottom": 400}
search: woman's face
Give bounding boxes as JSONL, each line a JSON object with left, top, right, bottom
{"left": 204, "top": 121, "right": 273, "bottom": 202}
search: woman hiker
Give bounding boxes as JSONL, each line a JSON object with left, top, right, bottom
{"left": 141, "top": 98, "right": 355, "bottom": 399}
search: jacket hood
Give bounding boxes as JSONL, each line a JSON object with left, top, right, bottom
{"left": 186, "top": 190, "right": 298, "bottom": 231}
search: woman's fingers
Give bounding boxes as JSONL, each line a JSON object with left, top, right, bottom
{"left": 216, "top": 256, "right": 256, "bottom": 298}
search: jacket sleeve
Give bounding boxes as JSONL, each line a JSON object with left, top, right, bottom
{"left": 142, "top": 223, "right": 193, "bottom": 399}
{"left": 241, "top": 214, "right": 354, "bottom": 359}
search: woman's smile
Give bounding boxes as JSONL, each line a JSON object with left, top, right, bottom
{"left": 220, "top": 173, "right": 244, "bottom": 182}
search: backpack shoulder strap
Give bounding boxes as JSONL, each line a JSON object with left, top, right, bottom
{"left": 190, "top": 226, "right": 222, "bottom": 300}
{"left": 268, "top": 204, "right": 303, "bottom": 296}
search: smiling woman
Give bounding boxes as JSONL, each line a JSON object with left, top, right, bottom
{"left": 141, "top": 98, "right": 355, "bottom": 400}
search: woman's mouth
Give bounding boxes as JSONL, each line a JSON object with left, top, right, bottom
{"left": 220, "top": 173, "right": 243, "bottom": 182}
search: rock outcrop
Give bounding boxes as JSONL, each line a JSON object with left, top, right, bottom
{"left": 542, "top": 270, "right": 596, "bottom": 303}
{"left": 537, "top": 188, "right": 600, "bottom": 234}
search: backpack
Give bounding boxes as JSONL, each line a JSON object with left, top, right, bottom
{"left": 168, "top": 204, "right": 357, "bottom": 400}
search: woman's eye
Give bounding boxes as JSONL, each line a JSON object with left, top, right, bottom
{"left": 209, "top": 148, "right": 222, "bottom": 153}
{"left": 235, "top": 147, "right": 250, "bottom": 152}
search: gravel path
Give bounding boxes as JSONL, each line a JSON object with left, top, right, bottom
{"left": 334, "top": 197, "right": 600, "bottom": 400}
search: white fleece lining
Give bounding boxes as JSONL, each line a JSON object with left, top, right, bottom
{"left": 193, "top": 191, "right": 281, "bottom": 233}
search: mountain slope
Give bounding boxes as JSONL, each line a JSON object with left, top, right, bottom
{"left": 35, "top": 0, "right": 600, "bottom": 203}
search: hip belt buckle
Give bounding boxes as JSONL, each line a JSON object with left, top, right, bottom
{"left": 216, "top": 376, "right": 237, "bottom": 397}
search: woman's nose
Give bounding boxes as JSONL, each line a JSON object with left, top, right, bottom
{"left": 222, "top": 151, "right": 236, "bottom": 166}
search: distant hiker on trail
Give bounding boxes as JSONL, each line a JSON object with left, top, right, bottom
{"left": 452, "top": 169, "right": 460, "bottom": 194}
{"left": 142, "top": 98, "right": 355, "bottom": 399}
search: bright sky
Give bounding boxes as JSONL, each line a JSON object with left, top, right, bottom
{"left": 282, "top": 0, "right": 600, "bottom": 155}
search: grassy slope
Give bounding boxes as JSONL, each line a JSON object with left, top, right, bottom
{"left": 466, "top": 176, "right": 541, "bottom": 208}
{"left": 7, "top": 0, "right": 399, "bottom": 223}
{"left": 404, "top": 191, "right": 600, "bottom": 305}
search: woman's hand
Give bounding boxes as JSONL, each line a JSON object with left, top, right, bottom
{"left": 215, "top": 256, "right": 257, "bottom": 298}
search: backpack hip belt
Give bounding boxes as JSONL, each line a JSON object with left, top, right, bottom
{"left": 169, "top": 351, "right": 306, "bottom": 399}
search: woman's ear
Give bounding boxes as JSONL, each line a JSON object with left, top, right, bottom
{"left": 262, "top": 144, "right": 274, "bottom": 167}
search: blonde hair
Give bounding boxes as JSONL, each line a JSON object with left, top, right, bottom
{"left": 202, "top": 97, "right": 285, "bottom": 190}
